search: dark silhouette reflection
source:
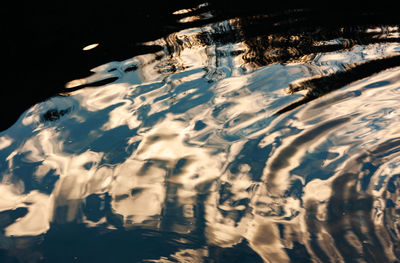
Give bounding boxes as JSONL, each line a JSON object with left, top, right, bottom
{"left": 276, "top": 55, "right": 400, "bottom": 115}
{"left": 145, "top": 6, "right": 400, "bottom": 115}
{"left": 0, "top": 208, "right": 28, "bottom": 230}
{"left": 41, "top": 108, "right": 70, "bottom": 122}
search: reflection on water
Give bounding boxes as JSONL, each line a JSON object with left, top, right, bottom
{"left": 2, "top": 3, "right": 400, "bottom": 262}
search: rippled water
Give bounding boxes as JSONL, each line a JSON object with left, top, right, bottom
{"left": 2, "top": 3, "right": 400, "bottom": 262}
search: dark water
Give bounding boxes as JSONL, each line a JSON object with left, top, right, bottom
{"left": 2, "top": 2, "right": 400, "bottom": 262}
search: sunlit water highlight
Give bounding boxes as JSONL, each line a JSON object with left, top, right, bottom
{"left": 2, "top": 5, "right": 400, "bottom": 262}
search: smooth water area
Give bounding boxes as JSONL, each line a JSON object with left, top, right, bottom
{"left": 2, "top": 4, "right": 400, "bottom": 262}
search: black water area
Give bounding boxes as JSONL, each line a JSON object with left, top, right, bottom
{"left": 2, "top": 1, "right": 400, "bottom": 262}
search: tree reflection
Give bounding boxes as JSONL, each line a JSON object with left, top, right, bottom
{"left": 154, "top": 7, "right": 400, "bottom": 114}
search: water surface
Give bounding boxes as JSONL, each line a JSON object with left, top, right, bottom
{"left": 2, "top": 3, "right": 400, "bottom": 262}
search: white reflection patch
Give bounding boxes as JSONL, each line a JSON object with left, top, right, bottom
{"left": 82, "top": 43, "right": 99, "bottom": 51}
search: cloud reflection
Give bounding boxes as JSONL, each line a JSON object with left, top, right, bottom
{"left": 0, "top": 185, "right": 50, "bottom": 237}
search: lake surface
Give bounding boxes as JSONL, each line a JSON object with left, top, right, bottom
{"left": 2, "top": 3, "right": 400, "bottom": 262}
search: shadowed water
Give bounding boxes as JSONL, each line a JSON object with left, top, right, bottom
{"left": 2, "top": 3, "right": 400, "bottom": 262}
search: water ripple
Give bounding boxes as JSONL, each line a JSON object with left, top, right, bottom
{"left": 2, "top": 3, "right": 400, "bottom": 262}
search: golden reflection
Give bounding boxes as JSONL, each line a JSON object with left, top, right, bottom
{"left": 173, "top": 9, "right": 194, "bottom": 15}
{"left": 148, "top": 248, "right": 208, "bottom": 263}
{"left": 76, "top": 82, "right": 131, "bottom": 112}
{"left": 111, "top": 159, "right": 165, "bottom": 225}
{"left": 65, "top": 78, "right": 87, "bottom": 89}
{"left": 0, "top": 184, "right": 25, "bottom": 211}
{"left": 261, "top": 118, "right": 346, "bottom": 196}
{"left": 102, "top": 100, "right": 142, "bottom": 130}
{"left": 0, "top": 136, "right": 12, "bottom": 150}
{"left": 134, "top": 115, "right": 224, "bottom": 186}
{"left": 303, "top": 179, "right": 331, "bottom": 222}
{"left": 5, "top": 191, "right": 51, "bottom": 236}
{"left": 177, "top": 11, "right": 213, "bottom": 23}
{"left": 82, "top": 43, "right": 99, "bottom": 51}
{"left": 246, "top": 218, "right": 290, "bottom": 263}
{"left": 65, "top": 71, "right": 119, "bottom": 89}
{"left": 172, "top": 2, "right": 209, "bottom": 15}
{"left": 205, "top": 172, "right": 252, "bottom": 247}
{"left": 0, "top": 185, "right": 50, "bottom": 237}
